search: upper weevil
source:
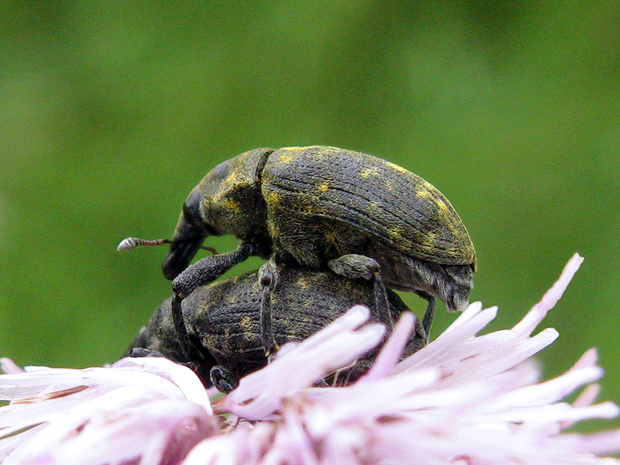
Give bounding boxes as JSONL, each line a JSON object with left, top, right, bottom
{"left": 119, "top": 146, "right": 475, "bottom": 358}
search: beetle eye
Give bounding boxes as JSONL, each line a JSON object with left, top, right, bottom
{"left": 209, "top": 159, "right": 232, "bottom": 183}
{"left": 182, "top": 188, "right": 218, "bottom": 236}
{"left": 182, "top": 189, "right": 202, "bottom": 228}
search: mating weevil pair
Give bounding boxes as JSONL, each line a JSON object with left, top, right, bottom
{"left": 120, "top": 146, "right": 476, "bottom": 388}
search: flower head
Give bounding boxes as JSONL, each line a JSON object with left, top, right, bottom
{"left": 1, "top": 253, "right": 620, "bottom": 464}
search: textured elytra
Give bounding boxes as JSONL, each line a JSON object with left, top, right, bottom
{"left": 126, "top": 267, "right": 425, "bottom": 386}
{"left": 262, "top": 146, "right": 475, "bottom": 267}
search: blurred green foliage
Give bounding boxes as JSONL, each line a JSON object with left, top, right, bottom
{"left": 1, "top": 0, "right": 619, "bottom": 430}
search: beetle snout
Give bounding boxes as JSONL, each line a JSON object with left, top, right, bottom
{"left": 162, "top": 238, "right": 206, "bottom": 280}
{"left": 161, "top": 187, "right": 217, "bottom": 280}
{"left": 161, "top": 213, "right": 209, "bottom": 280}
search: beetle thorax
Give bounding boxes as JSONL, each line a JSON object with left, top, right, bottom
{"left": 198, "top": 152, "right": 271, "bottom": 254}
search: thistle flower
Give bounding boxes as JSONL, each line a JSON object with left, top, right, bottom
{"left": 1, "top": 253, "right": 620, "bottom": 464}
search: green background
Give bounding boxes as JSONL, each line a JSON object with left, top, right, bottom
{"left": 1, "top": 1, "right": 619, "bottom": 430}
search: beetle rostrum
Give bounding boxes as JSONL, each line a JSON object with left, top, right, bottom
{"left": 125, "top": 266, "right": 427, "bottom": 393}
{"left": 120, "top": 146, "right": 475, "bottom": 359}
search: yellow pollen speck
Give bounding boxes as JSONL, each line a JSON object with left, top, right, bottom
{"left": 264, "top": 190, "right": 281, "bottom": 206}
{"left": 417, "top": 189, "right": 432, "bottom": 200}
{"left": 325, "top": 231, "right": 337, "bottom": 244}
{"left": 386, "top": 161, "right": 409, "bottom": 174}
{"left": 318, "top": 182, "right": 329, "bottom": 193}
{"left": 219, "top": 198, "right": 242, "bottom": 213}
{"left": 221, "top": 171, "right": 241, "bottom": 190}
{"left": 388, "top": 226, "right": 405, "bottom": 240}
{"left": 360, "top": 167, "right": 380, "bottom": 178}
{"left": 278, "top": 148, "right": 302, "bottom": 162}
{"left": 240, "top": 316, "right": 253, "bottom": 331}
{"left": 419, "top": 230, "right": 438, "bottom": 249}
{"left": 437, "top": 199, "right": 451, "bottom": 216}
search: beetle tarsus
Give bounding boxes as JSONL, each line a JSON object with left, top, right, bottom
{"left": 210, "top": 365, "right": 239, "bottom": 393}
{"left": 421, "top": 296, "right": 436, "bottom": 343}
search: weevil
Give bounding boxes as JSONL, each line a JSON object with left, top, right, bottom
{"left": 119, "top": 146, "right": 475, "bottom": 360}
{"left": 125, "top": 266, "right": 426, "bottom": 393}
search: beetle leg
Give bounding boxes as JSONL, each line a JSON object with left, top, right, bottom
{"left": 328, "top": 254, "right": 377, "bottom": 280}
{"left": 328, "top": 254, "right": 393, "bottom": 329}
{"left": 172, "top": 242, "right": 256, "bottom": 298}
{"left": 210, "top": 365, "right": 240, "bottom": 393}
{"left": 170, "top": 295, "right": 197, "bottom": 364}
{"left": 420, "top": 296, "right": 436, "bottom": 343}
{"left": 171, "top": 242, "right": 256, "bottom": 362}
{"left": 258, "top": 258, "right": 280, "bottom": 357}
{"left": 372, "top": 273, "right": 393, "bottom": 329}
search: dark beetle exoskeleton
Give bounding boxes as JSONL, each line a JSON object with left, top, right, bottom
{"left": 121, "top": 146, "right": 475, "bottom": 358}
{"left": 125, "top": 266, "right": 426, "bottom": 393}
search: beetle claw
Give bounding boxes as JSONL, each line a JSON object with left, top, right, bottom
{"left": 210, "top": 366, "right": 239, "bottom": 393}
{"left": 421, "top": 296, "right": 436, "bottom": 343}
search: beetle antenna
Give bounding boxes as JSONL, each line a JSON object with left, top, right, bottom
{"left": 201, "top": 244, "right": 218, "bottom": 254}
{"left": 117, "top": 237, "right": 170, "bottom": 251}
{"left": 117, "top": 237, "right": 218, "bottom": 255}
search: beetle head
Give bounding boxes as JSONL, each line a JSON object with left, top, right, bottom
{"left": 162, "top": 149, "right": 275, "bottom": 279}
{"left": 162, "top": 187, "right": 220, "bottom": 280}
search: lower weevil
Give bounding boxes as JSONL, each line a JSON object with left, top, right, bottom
{"left": 125, "top": 265, "right": 427, "bottom": 392}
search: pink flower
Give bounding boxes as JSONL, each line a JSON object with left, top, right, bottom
{"left": 0, "top": 357, "right": 215, "bottom": 464}
{"left": 2, "top": 253, "right": 620, "bottom": 464}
